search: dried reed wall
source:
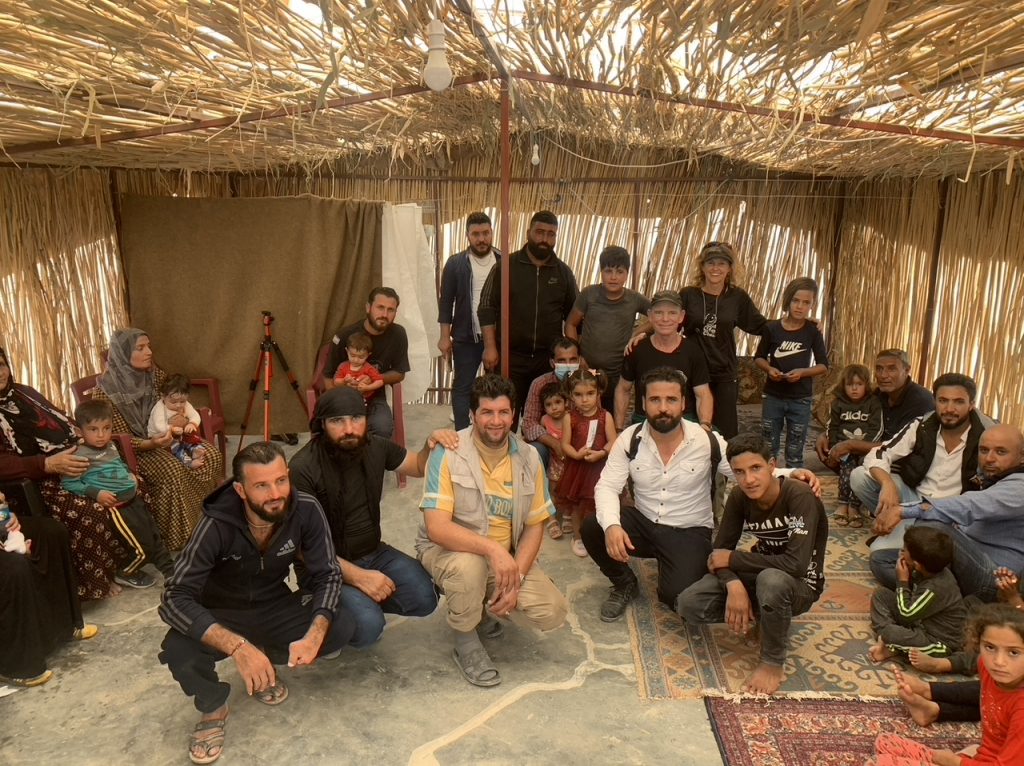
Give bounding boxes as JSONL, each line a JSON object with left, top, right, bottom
{"left": 3, "top": 156, "right": 1021, "bottom": 426}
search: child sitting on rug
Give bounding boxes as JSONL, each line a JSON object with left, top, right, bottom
{"left": 868, "top": 526, "right": 967, "bottom": 664}
{"left": 539, "top": 381, "right": 570, "bottom": 540}
{"left": 870, "top": 603, "right": 1024, "bottom": 766}
{"left": 676, "top": 433, "right": 828, "bottom": 696}
{"left": 148, "top": 373, "right": 207, "bottom": 469}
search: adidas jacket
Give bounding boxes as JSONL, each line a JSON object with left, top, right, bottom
{"left": 159, "top": 480, "right": 342, "bottom": 641}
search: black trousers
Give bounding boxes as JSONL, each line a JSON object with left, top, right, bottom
{"left": 507, "top": 350, "right": 553, "bottom": 426}
{"left": 109, "top": 495, "right": 175, "bottom": 578}
{"left": 581, "top": 506, "right": 712, "bottom": 607}
{"left": 159, "top": 593, "right": 355, "bottom": 713}
{"left": 932, "top": 679, "right": 981, "bottom": 722}
{"left": 709, "top": 379, "right": 740, "bottom": 439}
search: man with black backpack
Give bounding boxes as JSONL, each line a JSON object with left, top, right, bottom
{"left": 582, "top": 367, "right": 820, "bottom": 624}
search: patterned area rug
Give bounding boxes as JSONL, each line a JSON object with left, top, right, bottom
{"left": 628, "top": 475, "right": 917, "bottom": 700}
{"left": 705, "top": 697, "right": 979, "bottom": 766}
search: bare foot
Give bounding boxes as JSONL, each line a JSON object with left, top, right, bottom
{"left": 892, "top": 666, "right": 932, "bottom": 699}
{"left": 743, "top": 663, "right": 785, "bottom": 695}
{"left": 107, "top": 581, "right": 123, "bottom": 597}
{"left": 190, "top": 704, "right": 229, "bottom": 763}
{"left": 869, "top": 639, "right": 895, "bottom": 663}
{"left": 896, "top": 680, "right": 940, "bottom": 727}
{"left": 908, "top": 648, "right": 952, "bottom": 674}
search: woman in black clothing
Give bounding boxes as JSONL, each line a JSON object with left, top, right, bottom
{"left": 679, "top": 242, "right": 769, "bottom": 438}
{"left": 0, "top": 509, "right": 98, "bottom": 686}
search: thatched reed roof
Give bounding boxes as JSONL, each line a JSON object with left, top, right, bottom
{"left": 1, "top": 2, "right": 1023, "bottom": 177}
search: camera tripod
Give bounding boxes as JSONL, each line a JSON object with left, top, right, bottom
{"left": 236, "top": 311, "right": 309, "bottom": 454}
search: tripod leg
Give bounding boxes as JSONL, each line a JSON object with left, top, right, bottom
{"left": 236, "top": 348, "right": 268, "bottom": 455}
{"left": 270, "top": 340, "right": 311, "bottom": 418}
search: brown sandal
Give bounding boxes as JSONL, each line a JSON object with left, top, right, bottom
{"left": 546, "top": 519, "right": 564, "bottom": 540}
{"left": 189, "top": 716, "right": 227, "bottom": 764}
{"left": 253, "top": 680, "right": 289, "bottom": 706}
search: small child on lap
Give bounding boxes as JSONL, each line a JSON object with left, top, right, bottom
{"left": 333, "top": 332, "right": 383, "bottom": 399}
{"left": 63, "top": 400, "right": 175, "bottom": 587}
{"left": 148, "top": 374, "right": 206, "bottom": 469}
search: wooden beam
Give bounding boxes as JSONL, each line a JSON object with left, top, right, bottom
{"left": 511, "top": 70, "right": 1024, "bottom": 150}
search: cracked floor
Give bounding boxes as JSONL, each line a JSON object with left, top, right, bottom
{"left": 3, "top": 404, "right": 723, "bottom": 766}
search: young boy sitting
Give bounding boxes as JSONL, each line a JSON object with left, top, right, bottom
{"left": 676, "top": 433, "right": 828, "bottom": 695}
{"left": 565, "top": 245, "right": 651, "bottom": 412}
{"left": 333, "top": 331, "right": 384, "bottom": 399}
{"left": 869, "top": 525, "right": 967, "bottom": 663}
{"left": 62, "top": 400, "right": 175, "bottom": 588}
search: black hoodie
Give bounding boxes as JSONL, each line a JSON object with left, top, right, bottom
{"left": 159, "top": 480, "right": 342, "bottom": 641}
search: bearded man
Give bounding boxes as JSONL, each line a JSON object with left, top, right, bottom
{"left": 159, "top": 441, "right": 354, "bottom": 765}
{"left": 581, "top": 367, "right": 820, "bottom": 623}
{"left": 289, "top": 387, "right": 456, "bottom": 647}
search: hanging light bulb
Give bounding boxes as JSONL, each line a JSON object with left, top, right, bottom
{"left": 531, "top": 142, "right": 540, "bottom": 166}
{"left": 422, "top": 19, "right": 453, "bottom": 92}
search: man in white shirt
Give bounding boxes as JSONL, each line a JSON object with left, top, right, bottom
{"left": 854, "top": 373, "right": 992, "bottom": 586}
{"left": 581, "top": 366, "right": 817, "bottom": 622}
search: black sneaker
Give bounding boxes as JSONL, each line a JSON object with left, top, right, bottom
{"left": 600, "top": 578, "right": 638, "bottom": 622}
{"left": 115, "top": 570, "right": 156, "bottom": 589}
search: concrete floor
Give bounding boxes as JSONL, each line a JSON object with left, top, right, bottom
{"left": 3, "top": 404, "right": 725, "bottom": 766}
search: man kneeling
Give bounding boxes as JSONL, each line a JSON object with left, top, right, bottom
{"left": 677, "top": 434, "right": 827, "bottom": 695}
{"left": 416, "top": 373, "right": 568, "bottom": 687}
{"left": 158, "top": 442, "right": 354, "bottom": 764}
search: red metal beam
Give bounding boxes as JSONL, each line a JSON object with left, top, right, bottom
{"left": 5, "top": 73, "right": 497, "bottom": 156}
{"left": 499, "top": 78, "right": 511, "bottom": 378}
{"left": 510, "top": 70, "right": 1024, "bottom": 150}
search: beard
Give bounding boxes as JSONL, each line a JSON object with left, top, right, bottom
{"left": 246, "top": 492, "right": 290, "bottom": 524}
{"left": 366, "top": 313, "right": 391, "bottom": 332}
{"left": 470, "top": 241, "right": 492, "bottom": 256}
{"left": 526, "top": 240, "right": 553, "bottom": 260}
{"left": 939, "top": 411, "right": 971, "bottom": 430}
{"left": 326, "top": 431, "right": 368, "bottom": 457}
{"left": 647, "top": 412, "right": 682, "bottom": 434}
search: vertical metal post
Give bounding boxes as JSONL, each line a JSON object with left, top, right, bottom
{"left": 499, "top": 78, "right": 511, "bottom": 376}
{"left": 632, "top": 181, "right": 641, "bottom": 290}
{"left": 824, "top": 183, "right": 846, "bottom": 351}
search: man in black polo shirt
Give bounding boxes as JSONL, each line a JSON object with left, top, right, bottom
{"left": 613, "top": 290, "right": 713, "bottom": 430}
{"left": 289, "top": 387, "right": 457, "bottom": 648}
{"left": 478, "top": 210, "right": 578, "bottom": 421}
{"left": 815, "top": 348, "right": 933, "bottom": 467}
{"left": 323, "top": 286, "right": 410, "bottom": 438}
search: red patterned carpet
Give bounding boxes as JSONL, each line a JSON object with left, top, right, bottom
{"left": 706, "top": 697, "right": 979, "bottom": 766}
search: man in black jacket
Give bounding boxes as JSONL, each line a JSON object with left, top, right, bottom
{"left": 158, "top": 442, "right": 353, "bottom": 765}
{"left": 478, "top": 210, "right": 578, "bottom": 421}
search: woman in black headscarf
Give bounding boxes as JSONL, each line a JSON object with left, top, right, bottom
{"left": 92, "top": 329, "right": 222, "bottom": 550}
{"left": 0, "top": 347, "right": 125, "bottom": 599}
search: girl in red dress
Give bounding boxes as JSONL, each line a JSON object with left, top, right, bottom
{"left": 557, "top": 369, "right": 617, "bottom": 558}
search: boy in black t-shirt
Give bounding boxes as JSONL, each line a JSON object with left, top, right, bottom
{"left": 754, "top": 277, "right": 828, "bottom": 468}
{"left": 677, "top": 433, "right": 828, "bottom": 696}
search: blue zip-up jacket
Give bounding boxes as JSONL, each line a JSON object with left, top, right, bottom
{"left": 437, "top": 248, "right": 501, "bottom": 343}
{"left": 159, "top": 480, "right": 342, "bottom": 641}
{"left": 903, "top": 468, "right": 1024, "bottom": 571}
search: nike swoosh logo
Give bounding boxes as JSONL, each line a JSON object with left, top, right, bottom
{"left": 773, "top": 348, "right": 805, "bottom": 358}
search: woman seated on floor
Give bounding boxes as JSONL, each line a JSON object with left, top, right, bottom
{"left": 0, "top": 347, "right": 126, "bottom": 599}
{"left": 91, "top": 329, "right": 222, "bottom": 551}
{"left": 0, "top": 507, "right": 99, "bottom": 687}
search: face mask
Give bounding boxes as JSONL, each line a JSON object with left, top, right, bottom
{"left": 554, "top": 363, "right": 576, "bottom": 381}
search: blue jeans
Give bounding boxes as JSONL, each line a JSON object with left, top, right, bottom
{"left": 451, "top": 340, "right": 484, "bottom": 430}
{"left": 341, "top": 544, "right": 439, "bottom": 647}
{"left": 849, "top": 466, "right": 922, "bottom": 516}
{"left": 869, "top": 521, "right": 999, "bottom": 600}
{"left": 760, "top": 395, "right": 812, "bottom": 468}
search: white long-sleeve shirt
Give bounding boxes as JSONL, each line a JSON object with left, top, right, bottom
{"left": 148, "top": 400, "right": 201, "bottom": 438}
{"left": 862, "top": 418, "right": 970, "bottom": 500}
{"left": 595, "top": 420, "right": 731, "bottom": 531}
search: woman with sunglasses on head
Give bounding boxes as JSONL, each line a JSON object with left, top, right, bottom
{"left": 678, "top": 242, "right": 769, "bottom": 438}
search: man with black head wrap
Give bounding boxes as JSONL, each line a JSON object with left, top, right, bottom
{"left": 289, "top": 387, "right": 457, "bottom": 647}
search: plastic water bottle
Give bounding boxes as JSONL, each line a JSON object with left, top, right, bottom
{"left": 0, "top": 501, "right": 10, "bottom": 542}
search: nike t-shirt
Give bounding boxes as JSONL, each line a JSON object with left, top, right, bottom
{"left": 755, "top": 319, "right": 828, "bottom": 399}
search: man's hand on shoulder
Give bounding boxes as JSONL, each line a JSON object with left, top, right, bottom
{"left": 427, "top": 429, "right": 459, "bottom": 451}
{"left": 789, "top": 469, "right": 821, "bottom": 497}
